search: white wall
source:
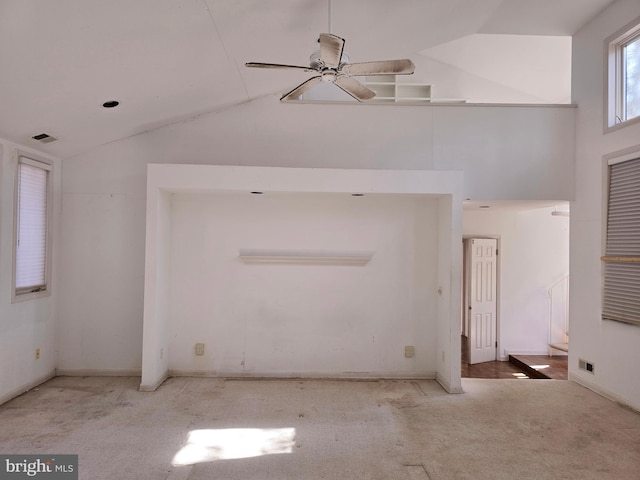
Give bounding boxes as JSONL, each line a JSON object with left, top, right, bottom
{"left": 58, "top": 102, "right": 575, "bottom": 377}
{"left": 416, "top": 57, "right": 555, "bottom": 104}
{"left": 418, "top": 34, "right": 572, "bottom": 104}
{"left": 167, "top": 192, "right": 438, "bottom": 377}
{"left": 56, "top": 183, "right": 146, "bottom": 374}
{"left": 463, "top": 206, "right": 570, "bottom": 359}
{"left": 0, "top": 139, "right": 60, "bottom": 404}
{"left": 571, "top": 0, "right": 640, "bottom": 410}
{"left": 436, "top": 195, "right": 463, "bottom": 392}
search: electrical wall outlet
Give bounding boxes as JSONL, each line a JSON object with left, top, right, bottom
{"left": 195, "top": 343, "right": 205, "bottom": 356}
{"left": 404, "top": 346, "right": 414, "bottom": 358}
{"left": 579, "top": 358, "right": 595, "bottom": 374}
{"left": 35, "top": 348, "right": 40, "bottom": 360}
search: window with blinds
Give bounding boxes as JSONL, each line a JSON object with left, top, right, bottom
{"left": 602, "top": 156, "right": 640, "bottom": 325}
{"left": 14, "top": 156, "right": 51, "bottom": 297}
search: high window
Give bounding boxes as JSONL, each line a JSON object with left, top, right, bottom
{"left": 623, "top": 35, "right": 640, "bottom": 121}
{"left": 13, "top": 155, "right": 52, "bottom": 299}
{"left": 602, "top": 156, "right": 640, "bottom": 325}
{"left": 606, "top": 17, "right": 640, "bottom": 130}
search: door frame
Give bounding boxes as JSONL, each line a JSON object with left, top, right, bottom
{"left": 462, "top": 235, "right": 501, "bottom": 361}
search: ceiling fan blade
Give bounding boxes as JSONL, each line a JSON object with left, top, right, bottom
{"left": 342, "top": 59, "right": 415, "bottom": 76}
{"left": 319, "top": 33, "right": 345, "bottom": 69}
{"left": 245, "top": 62, "right": 314, "bottom": 72}
{"left": 334, "top": 75, "right": 375, "bottom": 101}
{"left": 280, "top": 76, "right": 322, "bottom": 101}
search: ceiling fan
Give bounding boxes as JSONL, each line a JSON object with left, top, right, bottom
{"left": 245, "top": 32, "right": 415, "bottom": 102}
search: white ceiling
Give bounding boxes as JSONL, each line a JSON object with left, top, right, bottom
{"left": 0, "top": 0, "right": 614, "bottom": 159}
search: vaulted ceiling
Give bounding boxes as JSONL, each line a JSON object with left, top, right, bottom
{"left": 0, "top": 0, "right": 614, "bottom": 158}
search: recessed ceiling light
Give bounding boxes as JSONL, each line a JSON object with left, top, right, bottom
{"left": 102, "top": 100, "right": 119, "bottom": 108}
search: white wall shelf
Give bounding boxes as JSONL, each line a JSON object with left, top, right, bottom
{"left": 365, "top": 75, "right": 432, "bottom": 103}
{"left": 238, "top": 249, "right": 374, "bottom": 266}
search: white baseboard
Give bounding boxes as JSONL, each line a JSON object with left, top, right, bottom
{"left": 570, "top": 373, "right": 640, "bottom": 414}
{"left": 0, "top": 370, "right": 56, "bottom": 406}
{"left": 436, "top": 372, "right": 463, "bottom": 394}
{"left": 139, "top": 370, "right": 169, "bottom": 392}
{"left": 56, "top": 368, "right": 141, "bottom": 377}
{"left": 167, "top": 370, "right": 437, "bottom": 381}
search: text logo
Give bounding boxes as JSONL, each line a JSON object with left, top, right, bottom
{"left": 1, "top": 456, "right": 77, "bottom": 479}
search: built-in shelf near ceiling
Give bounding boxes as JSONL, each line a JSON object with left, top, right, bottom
{"left": 238, "top": 249, "right": 375, "bottom": 265}
{"left": 364, "top": 75, "right": 466, "bottom": 104}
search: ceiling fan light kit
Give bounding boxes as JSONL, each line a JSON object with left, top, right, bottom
{"left": 246, "top": 33, "right": 415, "bottom": 102}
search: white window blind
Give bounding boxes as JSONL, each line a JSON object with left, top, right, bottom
{"left": 603, "top": 157, "right": 640, "bottom": 325}
{"left": 15, "top": 157, "right": 50, "bottom": 294}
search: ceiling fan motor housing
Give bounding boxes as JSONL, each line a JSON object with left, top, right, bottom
{"left": 309, "top": 50, "right": 350, "bottom": 72}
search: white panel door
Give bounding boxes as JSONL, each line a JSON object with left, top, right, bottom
{"left": 469, "top": 238, "right": 497, "bottom": 364}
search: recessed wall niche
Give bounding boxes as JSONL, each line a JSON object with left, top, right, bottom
{"left": 141, "top": 165, "right": 463, "bottom": 393}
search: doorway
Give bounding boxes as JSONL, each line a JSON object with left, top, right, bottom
{"left": 462, "top": 238, "right": 498, "bottom": 365}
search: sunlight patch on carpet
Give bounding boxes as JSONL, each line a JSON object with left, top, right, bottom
{"left": 172, "top": 428, "right": 296, "bottom": 465}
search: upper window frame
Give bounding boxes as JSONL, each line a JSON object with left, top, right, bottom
{"left": 605, "top": 16, "right": 640, "bottom": 133}
{"left": 11, "top": 151, "right": 53, "bottom": 303}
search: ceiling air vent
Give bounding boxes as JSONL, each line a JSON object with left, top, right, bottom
{"left": 31, "top": 133, "right": 57, "bottom": 143}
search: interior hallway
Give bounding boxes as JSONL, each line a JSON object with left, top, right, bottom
{"left": 0, "top": 376, "right": 638, "bottom": 480}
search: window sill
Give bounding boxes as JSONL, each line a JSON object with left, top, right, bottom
{"left": 605, "top": 114, "right": 640, "bottom": 134}
{"left": 11, "top": 289, "right": 51, "bottom": 304}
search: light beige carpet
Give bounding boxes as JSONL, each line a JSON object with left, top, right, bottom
{"left": 0, "top": 376, "right": 638, "bottom": 479}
